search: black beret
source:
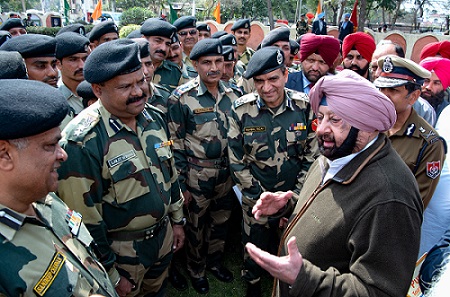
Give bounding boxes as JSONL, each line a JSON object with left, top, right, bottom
{"left": 211, "top": 31, "right": 227, "bottom": 39}
{"left": 261, "top": 27, "right": 290, "bottom": 48}
{"left": 244, "top": 46, "right": 285, "bottom": 79}
{"left": 89, "top": 20, "right": 118, "bottom": 42}
{"left": 0, "top": 18, "right": 26, "bottom": 31}
{"left": 0, "top": 51, "right": 28, "bottom": 79}
{"left": 173, "top": 16, "right": 197, "bottom": 31}
{"left": 196, "top": 23, "right": 210, "bottom": 32}
{"left": 141, "top": 19, "right": 176, "bottom": 39}
{"left": 133, "top": 38, "right": 150, "bottom": 58}
{"left": 219, "top": 33, "right": 237, "bottom": 46}
{"left": 289, "top": 39, "right": 300, "bottom": 55}
{"left": 126, "top": 29, "right": 142, "bottom": 39}
{"left": 56, "top": 23, "right": 86, "bottom": 36}
{"left": 0, "top": 34, "right": 56, "bottom": 58}
{"left": 0, "top": 30, "right": 12, "bottom": 46}
{"left": 223, "top": 46, "right": 235, "bottom": 62}
{"left": 55, "top": 32, "right": 90, "bottom": 60}
{"left": 0, "top": 79, "right": 69, "bottom": 139}
{"left": 84, "top": 39, "right": 142, "bottom": 84}
{"left": 76, "top": 80, "right": 96, "bottom": 107}
{"left": 231, "top": 19, "right": 251, "bottom": 31}
{"left": 190, "top": 38, "right": 223, "bottom": 60}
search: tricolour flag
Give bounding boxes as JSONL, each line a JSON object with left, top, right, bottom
{"left": 213, "top": 2, "right": 221, "bottom": 24}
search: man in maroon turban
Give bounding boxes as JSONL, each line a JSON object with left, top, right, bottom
{"left": 420, "top": 57, "right": 450, "bottom": 120}
{"left": 420, "top": 40, "right": 450, "bottom": 61}
{"left": 285, "top": 33, "right": 340, "bottom": 94}
{"left": 342, "top": 32, "right": 375, "bottom": 79}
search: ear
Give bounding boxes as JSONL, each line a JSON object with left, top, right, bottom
{"left": 0, "top": 141, "right": 15, "bottom": 171}
{"left": 192, "top": 60, "right": 198, "bottom": 72}
{"left": 407, "top": 89, "right": 421, "bottom": 105}
{"left": 91, "top": 83, "right": 102, "bottom": 98}
{"left": 283, "top": 68, "right": 289, "bottom": 83}
{"left": 56, "top": 59, "right": 62, "bottom": 71}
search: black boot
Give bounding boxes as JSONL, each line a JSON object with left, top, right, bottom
{"left": 168, "top": 265, "right": 188, "bottom": 291}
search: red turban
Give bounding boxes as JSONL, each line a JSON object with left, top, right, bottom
{"left": 300, "top": 33, "right": 340, "bottom": 68}
{"left": 309, "top": 70, "right": 396, "bottom": 132}
{"left": 420, "top": 40, "right": 450, "bottom": 61}
{"left": 342, "top": 32, "right": 376, "bottom": 62}
{"left": 420, "top": 57, "right": 450, "bottom": 90}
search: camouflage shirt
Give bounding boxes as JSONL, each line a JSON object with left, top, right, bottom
{"left": 153, "top": 60, "right": 190, "bottom": 92}
{"left": 57, "top": 100, "right": 184, "bottom": 282}
{"left": 0, "top": 194, "right": 117, "bottom": 297}
{"left": 148, "top": 82, "right": 172, "bottom": 115}
{"left": 228, "top": 89, "right": 318, "bottom": 199}
{"left": 167, "top": 77, "right": 243, "bottom": 192}
{"left": 238, "top": 47, "right": 255, "bottom": 67}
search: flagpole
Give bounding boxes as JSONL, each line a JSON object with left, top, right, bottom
{"left": 192, "top": 0, "right": 195, "bottom": 16}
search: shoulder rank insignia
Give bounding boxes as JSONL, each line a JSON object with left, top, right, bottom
{"left": 0, "top": 208, "right": 25, "bottom": 230}
{"left": 172, "top": 80, "right": 198, "bottom": 98}
{"left": 426, "top": 161, "right": 441, "bottom": 179}
{"left": 405, "top": 123, "right": 416, "bottom": 137}
{"left": 233, "top": 94, "right": 257, "bottom": 109}
{"left": 65, "top": 109, "right": 101, "bottom": 142}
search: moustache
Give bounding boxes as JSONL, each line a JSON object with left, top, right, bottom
{"left": 206, "top": 70, "right": 221, "bottom": 76}
{"left": 126, "top": 94, "right": 147, "bottom": 105}
{"left": 74, "top": 69, "right": 83, "bottom": 76}
{"left": 155, "top": 49, "right": 167, "bottom": 56}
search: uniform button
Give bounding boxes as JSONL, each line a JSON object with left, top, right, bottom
{"left": 67, "top": 285, "right": 73, "bottom": 292}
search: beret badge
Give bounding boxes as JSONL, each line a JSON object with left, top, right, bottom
{"left": 276, "top": 49, "right": 283, "bottom": 65}
{"left": 218, "top": 45, "right": 222, "bottom": 54}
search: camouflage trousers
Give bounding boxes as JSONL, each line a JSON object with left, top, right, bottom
{"left": 185, "top": 165, "right": 234, "bottom": 278}
{"left": 241, "top": 196, "right": 282, "bottom": 284}
{"left": 110, "top": 222, "right": 173, "bottom": 297}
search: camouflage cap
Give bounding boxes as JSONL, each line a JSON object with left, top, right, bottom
{"left": 374, "top": 55, "right": 431, "bottom": 88}
{"left": 84, "top": 39, "right": 142, "bottom": 84}
{"left": 223, "top": 45, "right": 235, "bottom": 61}
{"left": 141, "top": 18, "right": 176, "bottom": 39}
{"left": 231, "top": 19, "right": 251, "bottom": 31}
{"left": 260, "top": 27, "right": 290, "bottom": 48}
{"left": 0, "top": 18, "right": 25, "bottom": 31}
{"left": 0, "top": 51, "right": 28, "bottom": 79}
{"left": 173, "top": 15, "right": 197, "bottom": 31}
{"left": 89, "top": 20, "right": 118, "bottom": 42}
{"left": 0, "top": 34, "right": 56, "bottom": 58}
{"left": 244, "top": 46, "right": 285, "bottom": 79}
{"left": 196, "top": 22, "right": 211, "bottom": 32}
{"left": 56, "top": 23, "right": 86, "bottom": 36}
{"left": 0, "top": 30, "right": 11, "bottom": 46}
{"left": 219, "top": 33, "right": 237, "bottom": 46}
{"left": 55, "top": 32, "right": 90, "bottom": 60}
{"left": 190, "top": 38, "right": 223, "bottom": 60}
{"left": 0, "top": 79, "right": 69, "bottom": 139}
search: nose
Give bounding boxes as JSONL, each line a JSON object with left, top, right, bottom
{"left": 57, "top": 145, "right": 68, "bottom": 162}
{"left": 315, "top": 119, "right": 331, "bottom": 135}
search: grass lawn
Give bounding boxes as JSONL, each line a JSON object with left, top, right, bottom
{"left": 167, "top": 200, "right": 274, "bottom": 297}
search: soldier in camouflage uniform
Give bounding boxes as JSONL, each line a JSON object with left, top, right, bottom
{"left": 167, "top": 34, "right": 198, "bottom": 82}
{"left": 141, "top": 18, "right": 190, "bottom": 93}
{"left": 227, "top": 47, "right": 318, "bottom": 297}
{"left": 231, "top": 19, "right": 255, "bottom": 68}
{"left": 133, "top": 38, "right": 173, "bottom": 115}
{"left": 57, "top": 40, "right": 185, "bottom": 297}
{"left": 173, "top": 16, "right": 198, "bottom": 68}
{"left": 0, "top": 80, "right": 117, "bottom": 297}
{"left": 167, "top": 38, "right": 243, "bottom": 294}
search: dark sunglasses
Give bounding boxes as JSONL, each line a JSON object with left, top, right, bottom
{"left": 179, "top": 29, "right": 198, "bottom": 36}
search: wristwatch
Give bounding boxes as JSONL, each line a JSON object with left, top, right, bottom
{"left": 172, "top": 217, "right": 186, "bottom": 227}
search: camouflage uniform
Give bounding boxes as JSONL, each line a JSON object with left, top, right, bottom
{"left": 153, "top": 60, "right": 190, "bottom": 93}
{"left": 228, "top": 89, "right": 318, "bottom": 284}
{"left": 167, "top": 77, "right": 242, "bottom": 278}
{"left": 148, "top": 82, "right": 172, "bottom": 115}
{"left": 0, "top": 193, "right": 118, "bottom": 297}
{"left": 182, "top": 52, "right": 194, "bottom": 68}
{"left": 238, "top": 47, "right": 255, "bottom": 67}
{"left": 57, "top": 100, "right": 184, "bottom": 297}
{"left": 389, "top": 109, "right": 446, "bottom": 208}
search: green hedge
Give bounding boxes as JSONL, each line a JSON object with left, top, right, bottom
{"left": 26, "top": 24, "right": 95, "bottom": 36}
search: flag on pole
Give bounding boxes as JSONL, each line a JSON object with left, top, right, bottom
{"left": 315, "top": 0, "right": 323, "bottom": 19}
{"left": 350, "top": 0, "right": 358, "bottom": 31}
{"left": 169, "top": 2, "right": 178, "bottom": 23}
{"left": 63, "top": 0, "right": 70, "bottom": 24}
{"left": 92, "top": 0, "right": 102, "bottom": 21}
{"left": 213, "top": 2, "right": 221, "bottom": 24}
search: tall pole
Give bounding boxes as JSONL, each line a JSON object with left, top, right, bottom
{"left": 192, "top": 0, "right": 195, "bottom": 16}
{"left": 295, "top": 0, "right": 303, "bottom": 23}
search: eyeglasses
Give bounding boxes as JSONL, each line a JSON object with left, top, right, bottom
{"left": 178, "top": 29, "right": 198, "bottom": 36}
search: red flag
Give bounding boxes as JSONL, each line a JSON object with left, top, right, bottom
{"left": 350, "top": 0, "right": 358, "bottom": 31}
{"left": 92, "top": 0, "right": 103, "bottom": 21}
{"left": 213, "top": 2, "right": 221, "bottom": 24}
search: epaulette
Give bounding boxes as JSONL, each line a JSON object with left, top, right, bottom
{"left": 417, "top": 125, "right": 444, "bottom": 146}
{"left": 228, "top": 82, "right": 244, "bottom": 96}
{"left": 172, "top": 79, "right": 199, "bottom": 98}
{"left": 233, "top": 93, "right": 257, "bottom": 109}
{"left": 288, "top": 89, "right": 310, "bottom": 103}
{"left": 63, "top": 104, "right": 101, "bottom": 143}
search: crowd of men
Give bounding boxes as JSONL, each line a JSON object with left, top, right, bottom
{"left": 0, "top": 13, "right": 450, "bottom": 297}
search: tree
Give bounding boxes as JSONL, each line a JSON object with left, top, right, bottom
{"left": 116, "top": 0, "right": 150, "bottom": 11}
{"left": 120, "top": 7, "right": 155, "bottom": 25}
